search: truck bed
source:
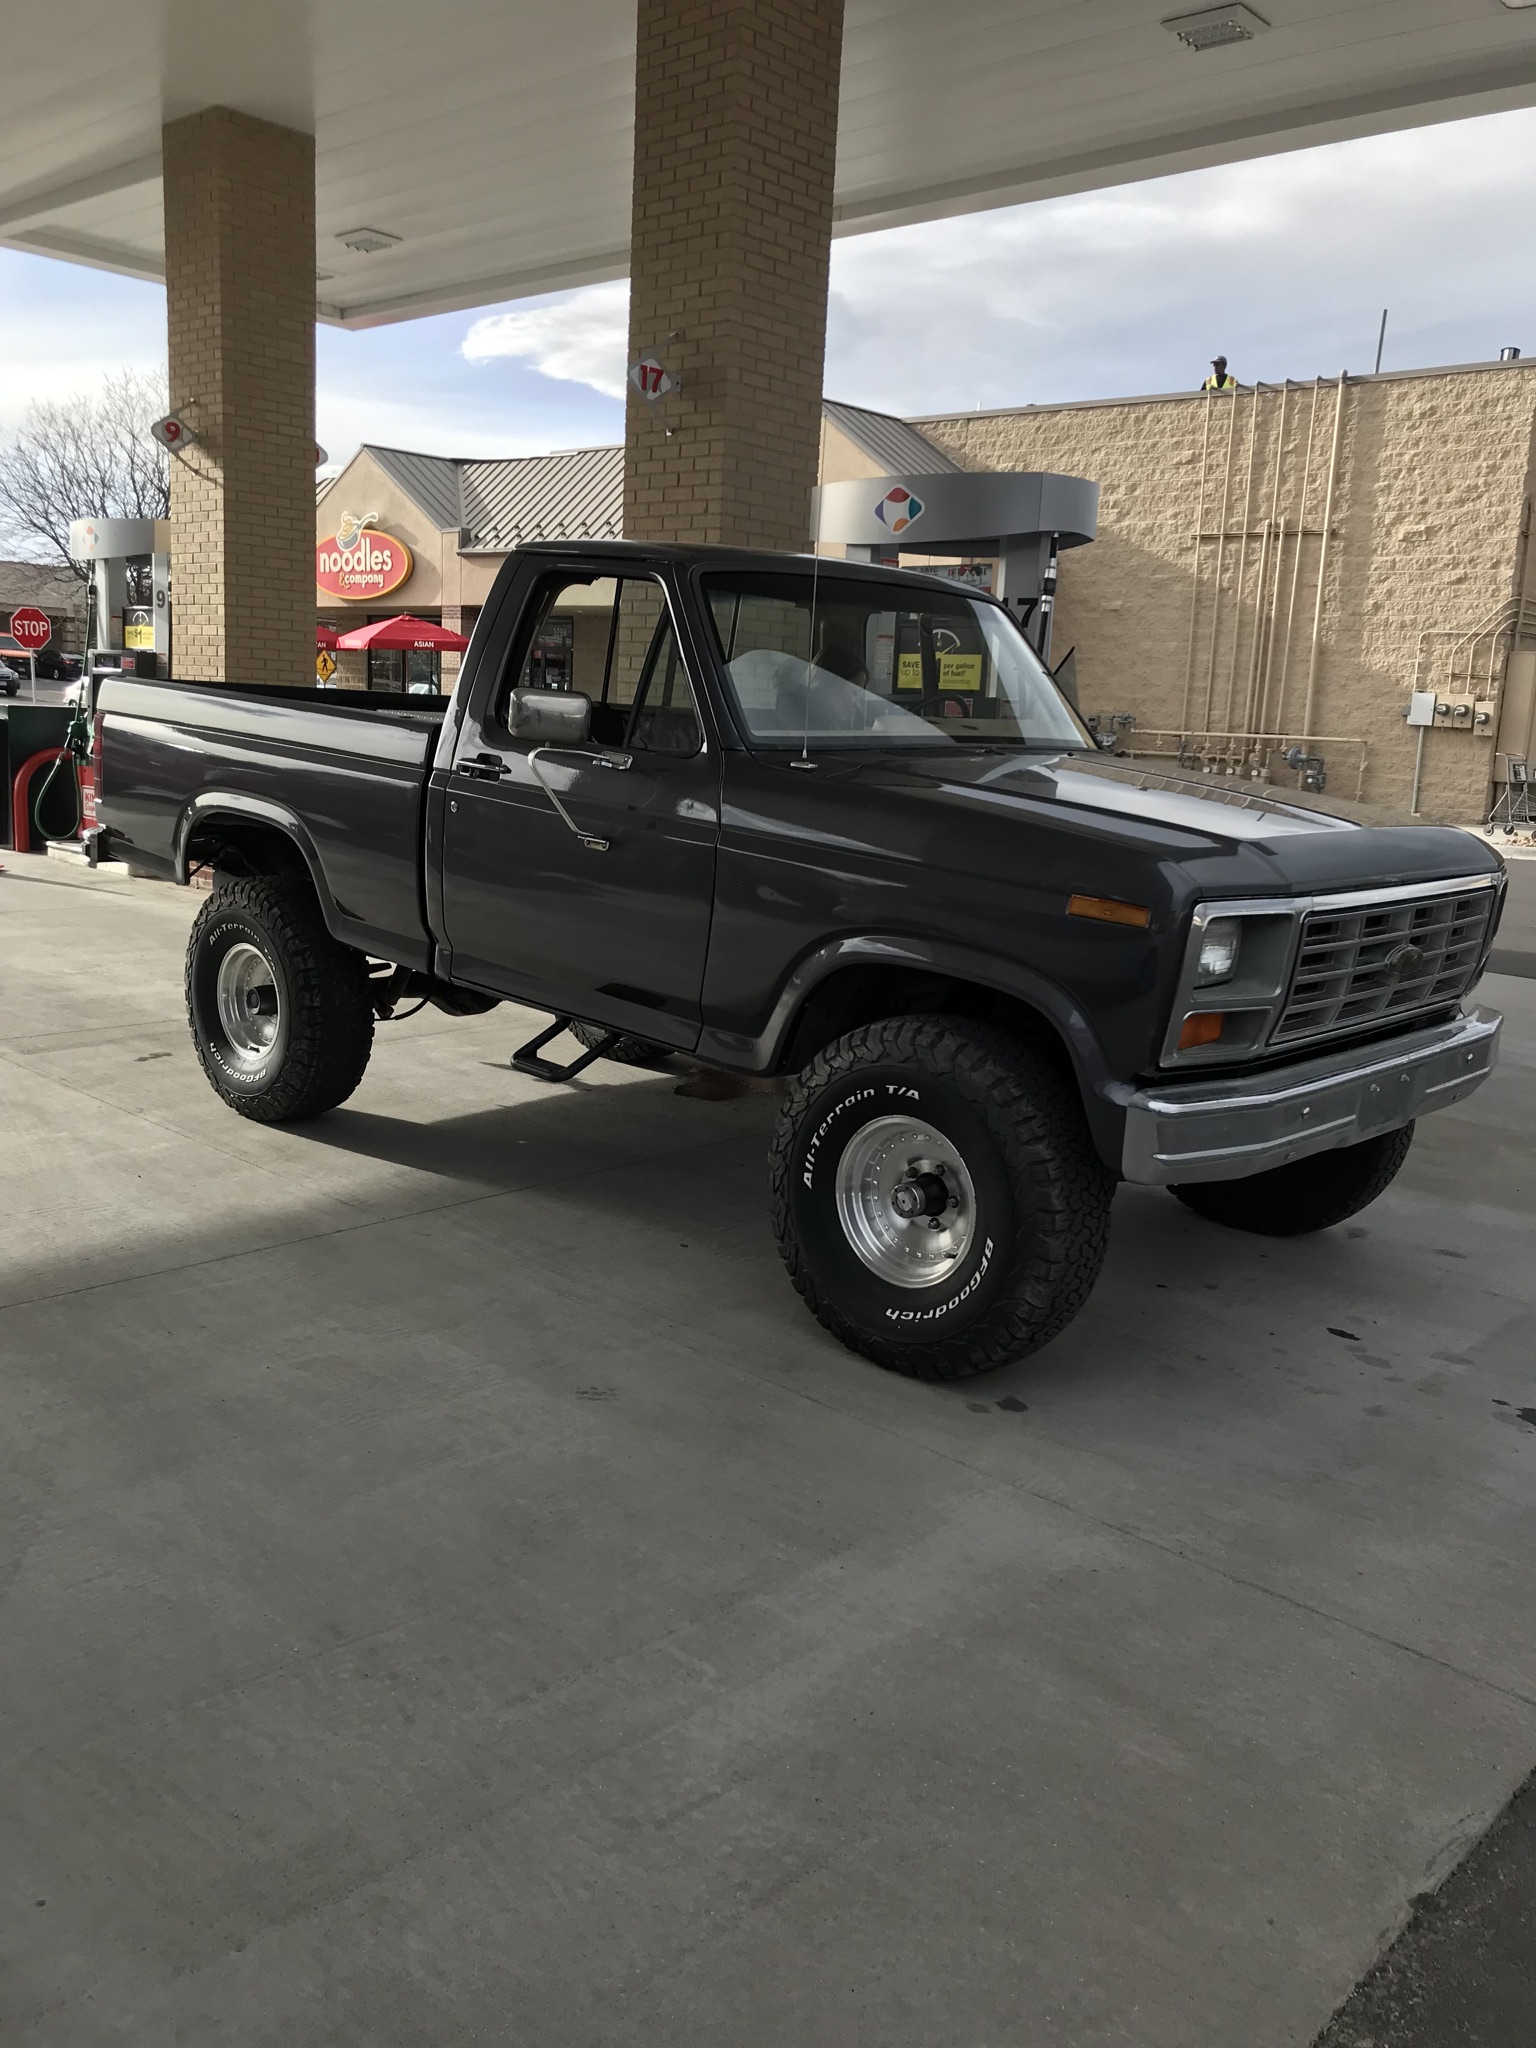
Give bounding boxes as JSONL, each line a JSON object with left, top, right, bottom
{"left": 97, "top": 676, "right": 444, "bottom": 965}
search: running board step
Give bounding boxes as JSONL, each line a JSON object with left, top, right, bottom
{"left": 510, "top": 1018, "right": 618, "bottom": 1083}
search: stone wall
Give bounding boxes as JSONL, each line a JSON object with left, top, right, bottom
{"left": 917, "top": 363, "right": 1536, "bottom": 821}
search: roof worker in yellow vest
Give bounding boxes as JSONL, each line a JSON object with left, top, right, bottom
{"left": 1203, "top": 354, "right": 1237, "bottom": 391}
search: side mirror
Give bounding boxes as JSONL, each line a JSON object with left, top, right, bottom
{"left": 1095, "top": 731, "right": 1119, "bottom": 750}
{"left": 507, "top": 688, "right": 591, "bottom": 746}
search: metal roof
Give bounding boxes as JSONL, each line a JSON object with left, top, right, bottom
{"left": 822, "top": 401, "right": 964, "bottom": 477}
{"left": 460, "top": 445, "right": 623, "bottom": 547}
{"left": 364, "top": 446, "right": 466, "bottom": 531}
{"left": 345, "top": 442, "right": 624, "bottom": 547}
{"left": 353, "top": 405, "right": 960, "bottom": 551}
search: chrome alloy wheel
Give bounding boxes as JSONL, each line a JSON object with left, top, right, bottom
{"left": 214, "top": 941, "right": 283, "bottom": 1069}
{"left": 834, "top": 1116, "right": 978, "bottom": 1289}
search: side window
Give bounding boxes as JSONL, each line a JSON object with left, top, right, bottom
{"left": 494, "top": 571, "right": 702, "bottom": 756}
{"left": 626, "top": 618, "right": 703, "bottom": 757}
{"left": 495, "top": 574, "right": 619, "bottom": 724}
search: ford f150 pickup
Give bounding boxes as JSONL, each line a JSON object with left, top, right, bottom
{"left": 96, "top": 540, "right": 1506, "bottom": 1379}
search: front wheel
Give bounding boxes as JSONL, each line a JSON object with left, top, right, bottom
{"left": 769, "top": 1016, "right": 1114, "bottom": 1380}
{"left": 1170, "top": 1123, "right": 1414, "bottom": 1236}
{"left": 186, "top": 875, "right": 374, "bottom": 1121}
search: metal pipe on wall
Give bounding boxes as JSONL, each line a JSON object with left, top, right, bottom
{"left": 1222, "top": 382, "right": 1263, "bottom": 733}
{"left": 1271, "top": 377, "right": 1322, "bottom": 735}
{"left": 1301, "top": 374, "right": 1349, "bottom": 742}
{"left": 1247, "top": 382, "right": 1292, "bottom": 738}
{"left": 1178, "top": 395, "right": 1215, "bottom": 734}
{"left": 1200, "top": 389, "right": 1242, "bottom": 732}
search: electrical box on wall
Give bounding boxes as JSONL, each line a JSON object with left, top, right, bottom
{"left": 1434, "top": 693, "right": 1494, "bottom": 729}
{"left": 1406, "top": 690, "right": 1494, "bottom": 730}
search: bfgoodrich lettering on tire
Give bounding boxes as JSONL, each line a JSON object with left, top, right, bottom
{"left": 769, "top": 1015, "right": 1114, "bottom": 1380}
{"left": 186, "top": 875, "right": 374, "bottom": 1122}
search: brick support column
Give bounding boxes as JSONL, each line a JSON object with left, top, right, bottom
{"left": 623, "top": 0, "right": 844, "bottom": 552}
{"left": 162, "top": 108, "right": 315, "bottom": 682}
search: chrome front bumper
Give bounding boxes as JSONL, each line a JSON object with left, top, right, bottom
{"left": 1119, "top": 1006, "right": 1502, "bottom": 1186}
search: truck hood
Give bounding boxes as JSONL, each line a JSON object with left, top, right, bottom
{"left": 950, "top": 753, "right": 1351, "bottom": 842}
{"left": 827, "top": 748, "right": 1503, "bottom": 893}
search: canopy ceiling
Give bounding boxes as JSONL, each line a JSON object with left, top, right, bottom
{"left": 3, "top": 0, "right": 1535, "bottom": 328}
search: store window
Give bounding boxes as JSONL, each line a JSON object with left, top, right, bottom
{"left": 366, "top": 636, "right": 442, "bottom": 695}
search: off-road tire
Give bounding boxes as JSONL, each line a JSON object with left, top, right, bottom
{"left": 569, "top": 1019, "right": 665, "bottom": 1067}
{"left": 1170, "top": 1123, "right": 1414, "bottom": 1236}
{"left": 769, "top": 1015, "right": 1114, "bottom": 1380}
{"left": 186, "top": 876, "right": 374, "bottom": 1121}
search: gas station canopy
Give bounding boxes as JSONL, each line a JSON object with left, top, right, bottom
{"left": 4, "top": 0, "right": 1535, "bottom": 329}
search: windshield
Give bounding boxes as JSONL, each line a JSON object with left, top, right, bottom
{"left": 701, "top": 569, "right": 1090, "bottom": 751}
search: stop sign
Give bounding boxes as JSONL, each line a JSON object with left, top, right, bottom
{"left": 9, "top": 606, "right": 52, "bottom": 651}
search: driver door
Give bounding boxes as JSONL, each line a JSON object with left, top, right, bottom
{"left": 439, "top": 570, "right": 720, "bottom": 1048}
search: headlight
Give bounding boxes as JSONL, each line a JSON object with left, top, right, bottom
{"left": 1195, "top": 917, "right": 1242, "bottom": 986}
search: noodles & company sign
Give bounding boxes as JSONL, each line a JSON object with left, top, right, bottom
{"left": 315, "top": 519, "right": 413, "bottom": 600}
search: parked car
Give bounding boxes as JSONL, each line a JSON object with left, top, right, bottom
{"left": 32, "top": 648, "right": 83, "bottom": 682}
{"left": 95, "top": 540, "right": 1506, "bottom": 1378}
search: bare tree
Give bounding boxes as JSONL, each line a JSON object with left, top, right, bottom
{"left": 0, "top": 369, "right": 170, "bottom": 578}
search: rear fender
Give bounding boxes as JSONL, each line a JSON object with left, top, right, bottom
{"left": 175, "top": 792, "right": 343, "bottom": 939}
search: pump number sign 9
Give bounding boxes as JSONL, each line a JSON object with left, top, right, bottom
{"left": 9, "top": 606, "right": 52, "bottom": 651}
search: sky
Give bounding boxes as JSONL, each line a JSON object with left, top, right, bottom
{"left": 3, "top": 105, "right": 1536, "bottom": 480}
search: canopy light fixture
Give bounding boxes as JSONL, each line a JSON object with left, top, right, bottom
{"left": 1163, "top": 5, "right": 1270, "bottom": 49}
{"left": 337, "top": 227, "right": 401, "bottom": 254}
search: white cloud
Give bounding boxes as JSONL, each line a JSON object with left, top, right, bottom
{"left": 822, "top": 110, "right": 1536, "bottom": 413}
{"left": 462, "top": 280, "right": 630, "bottom": 398}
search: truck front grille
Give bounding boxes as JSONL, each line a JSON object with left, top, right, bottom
{"left": 1271, "top": 886, "right": 1496, "bottom": 1045}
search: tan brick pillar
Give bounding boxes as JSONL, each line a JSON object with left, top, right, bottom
{"left": 623, "top": 0, "right": 844, "bottom": 552}
{"left": 162, "top": 108, "right": 315, "bottom": 683}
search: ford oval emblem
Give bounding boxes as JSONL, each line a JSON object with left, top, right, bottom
{"left": 1383, "top": 941, "right": 1426, "bottom": 979}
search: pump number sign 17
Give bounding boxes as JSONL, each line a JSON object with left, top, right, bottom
{"left": 628, "top": 355, "right": 677, "bottom": 400}
{"left": 9, "top": 606, "right": 52, "bottom": 651}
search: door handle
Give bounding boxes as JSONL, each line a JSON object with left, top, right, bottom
{"left": 457, "top": 752, "right": 508, "bottom": 781}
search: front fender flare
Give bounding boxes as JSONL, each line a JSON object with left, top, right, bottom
{"left": 701, "top": 932, "right": 1114, "bottom": 1087}
{"left": 699, "top": 932, "right": 1126, "bottom": 1171}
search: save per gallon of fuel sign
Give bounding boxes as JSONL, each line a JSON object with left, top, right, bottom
{"left": 315, "top": 524, "right": 413, "bottom": 600}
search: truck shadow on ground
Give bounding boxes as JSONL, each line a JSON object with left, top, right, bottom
{"left": 294, "top": 1070, "right": 781, "bottom": 1194}
{"left": 285, "top": 1075, "right": 1427, "bottom": 1412}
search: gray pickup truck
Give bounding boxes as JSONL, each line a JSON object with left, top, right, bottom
{"left": 96, "top": 540, "right": 1505, "bottom": 1379}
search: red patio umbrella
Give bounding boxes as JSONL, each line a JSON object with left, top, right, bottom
{"left": 335, "top": 614, "right": 469, "bottom": 652}
{"left": 316, "top": 623, "right": 341, "bottom": 649}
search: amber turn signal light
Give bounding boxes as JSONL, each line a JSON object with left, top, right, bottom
{"left": 1177, "top": 1011, "right": 1225, "bottom": 1050}
{"left": 1067, "top": 894, "right": 1151, "bottom": 929}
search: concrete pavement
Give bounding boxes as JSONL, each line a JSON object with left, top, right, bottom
{"left": 2, "top": 852, "right": 1534, "bottom": 2047}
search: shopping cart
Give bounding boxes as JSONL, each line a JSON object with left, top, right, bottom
{"left": 1488, "top": 758, "right": 1534, "bottom": 833}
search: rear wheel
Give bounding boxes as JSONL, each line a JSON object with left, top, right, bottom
{"left": 1170, "top": 1124, "right": 1414, "bottom": 1236}
{"left": 769, "top": 1015, "right": 1114, "bottom": 1380}
{"left": 186, "top": 875, "right": 374, "bottom": 1121}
